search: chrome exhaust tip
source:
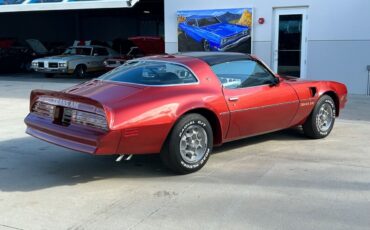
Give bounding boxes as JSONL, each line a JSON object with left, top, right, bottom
{"left": 116, "top": 154, "right": 133, "bottom": 162}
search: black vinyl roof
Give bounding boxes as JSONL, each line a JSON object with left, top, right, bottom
{"left": 180, "top": 52, "right": 252, "bottom": 66}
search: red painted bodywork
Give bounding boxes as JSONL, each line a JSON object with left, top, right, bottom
{"left": 104, "top": 36, "right": 165, "bottom": 70}
{"left": 24, "top": 54, "right": 348, "bottom": 155}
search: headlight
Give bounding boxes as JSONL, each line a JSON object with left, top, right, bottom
{"left": 58, "top": 63, "right": 67, "bottom": 68}
{"left": 221, "top": 38, "right": 227, "bottom": 45}
{"left": 32, "top": 62, "right": 38, "bottom": 67}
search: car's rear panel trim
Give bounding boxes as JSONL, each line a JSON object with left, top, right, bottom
{"left": 25, "top": 113, "right": 121, "bottom": 155}
{"left": 26, "top": 126, "right": 97, "bottom": 154}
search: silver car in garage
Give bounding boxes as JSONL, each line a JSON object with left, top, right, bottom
{"left": 32, "top": 45, "right": 118, "bottom": 78}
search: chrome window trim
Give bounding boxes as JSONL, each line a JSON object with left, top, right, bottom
{"left": 99, "top": 59, "right": 200, "bottom": 87}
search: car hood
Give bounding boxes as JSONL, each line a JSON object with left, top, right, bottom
{"left": 128, "top": 36, "right": 164, "bottom": 55}
{"left": 36, "top": 55, "right": 89, "bottom": 62}
{"left": 62, "top": 80, "right": 146, "bottom": 106}
{"left": 26, "top": 39, "right": 48, "bottom": 55}
{"left": 279, "top": 75, "right": 313, "bottom": 82}
{"left": 279, "top": 75, "right": 319, "bottom": 87}
{"left": 202, "top": 23, "right": 248, "bottom": 37}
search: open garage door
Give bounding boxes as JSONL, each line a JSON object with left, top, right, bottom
{"left": 0, "top": 0, "right": 140, "bottom": 12}
{"left": 0, "top": 0, "right": 163, "bottom": 75}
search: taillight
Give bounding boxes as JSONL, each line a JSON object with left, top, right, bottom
{"left": 31, "top": 99, "right": 109, "bottom": 131}
{"left": 71, "top": 110, "right": 108, "bottom": 131}
{"left": 32, "top": 102, "right": 55, "bottom": 118}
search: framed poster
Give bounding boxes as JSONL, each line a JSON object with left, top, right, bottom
{"left": 177, "top": 8, "right": 253, "bottom": 54}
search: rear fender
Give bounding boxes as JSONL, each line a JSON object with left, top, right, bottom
{"left": 174, "top": 97, "right": 230, "bottom": 146}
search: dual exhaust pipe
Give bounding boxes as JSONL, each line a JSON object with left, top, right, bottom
{"left": 116, "top": 154, "right": 133, "bottom": 162}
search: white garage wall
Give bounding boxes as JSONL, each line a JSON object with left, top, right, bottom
{"left": 164, "top": 0, "right": 370, "bottom": 94}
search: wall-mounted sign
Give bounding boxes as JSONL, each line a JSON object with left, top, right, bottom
{"left": 177, "top": 8, "right": 253, "bottom": 54}
{"left": 0, "top": 0, "right": 139, "bottom": 12}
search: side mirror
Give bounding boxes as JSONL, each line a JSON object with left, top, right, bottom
{"left": 269, "top": 77, "right": 280, "bottom": 87}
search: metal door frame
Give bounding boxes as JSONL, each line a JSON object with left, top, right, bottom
{"left": 272, "top": 7, "right": 308, "bottom": 78}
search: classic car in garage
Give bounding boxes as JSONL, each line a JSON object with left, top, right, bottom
{"left": 0, "top": 38, "right": 49, "bottom": 73}
{"left": 31, "top": 45, "right": 119, "bottom": 78}
{"left": 24, "top": 52, "right": 347, "bottom": 174}
{"left": 179, "top": 15, "right": 250, "bottom": 51}
{"left": 104, "top": 36, "right": 165, "bottom": 70}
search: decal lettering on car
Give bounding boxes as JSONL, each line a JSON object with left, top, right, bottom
{"left": 300, "top": 101, "right": 315, "bottom": 107}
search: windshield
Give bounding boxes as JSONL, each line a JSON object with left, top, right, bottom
{"left": 99, "top": 60, "right": 198, "bottom": 86}
{"left": 64, "top": 47, "right": 92, "bottom": 55}
{"left": 198, "top": 17, "right": 221, "bottom": 27}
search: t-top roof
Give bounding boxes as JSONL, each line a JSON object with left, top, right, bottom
{"left": 180, "top": 52, "right": 252, "bottom": 66}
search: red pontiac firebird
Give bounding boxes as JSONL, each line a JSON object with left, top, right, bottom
{"left": 24, "top": 52, "right": 348, "bottom": 174}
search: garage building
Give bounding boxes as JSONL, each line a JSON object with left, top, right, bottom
{"left": 1, "top": 0, "right": 369, "bottom": 95}
{"left": 164, "top": 0, "right": 370, "bottom": 95}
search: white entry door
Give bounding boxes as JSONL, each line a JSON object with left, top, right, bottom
{"left": 273, "top": 8, "right": 308, "bottom": 78}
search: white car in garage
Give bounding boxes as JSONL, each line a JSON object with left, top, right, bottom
{"left": 31, "top": 45, "right": 119, "bottom": 78}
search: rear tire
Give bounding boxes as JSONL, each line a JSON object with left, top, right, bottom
{"left": 303, "top": 95, "right": 336, "bottom": 139}
{"left": 160, "top": 113, "right": 213, "bottom": 174}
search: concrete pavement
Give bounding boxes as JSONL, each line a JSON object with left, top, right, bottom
{"left": 0, "top": 74, "right": 370, "bottom": 230}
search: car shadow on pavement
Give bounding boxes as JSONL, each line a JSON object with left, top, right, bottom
{"left": 213, "top": 127, "right": 307, "bottom": 154}
{"left": 0, "top": 128, "right": 307, "bottom": 192}
{"left": 0, "top": 137, "right": 173, "bottom": 192}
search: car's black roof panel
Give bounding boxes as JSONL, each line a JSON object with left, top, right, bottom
{"left": 180, "top": 52, "right": 252, "bottom": 66}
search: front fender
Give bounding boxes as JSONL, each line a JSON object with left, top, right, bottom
{"left": 317, "top": 81, "right": 348, "bottom": 114}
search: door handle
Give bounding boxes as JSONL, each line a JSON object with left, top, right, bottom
{"left": 229, "top": 97, "right": 239, "bottom": 101}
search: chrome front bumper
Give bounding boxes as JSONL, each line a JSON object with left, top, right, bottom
{"left": 33, "top": 67, "right": 69, "bottom": 74}
{"left": 218, "top": 35, "right": 251, "bottom": 51}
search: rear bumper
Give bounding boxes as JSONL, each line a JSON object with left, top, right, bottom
{"left": 25, "top": 113, "right": 121, "bottom": 155}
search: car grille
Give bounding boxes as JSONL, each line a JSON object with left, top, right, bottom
{"left": 38, "top": 62, "right": 45, "bottom": 68}
{"left": 225, "top": 32, "right": 245, "bottom": 44}
{"left": 48, "top": 62, "right": 58, "bottom": 68}
{"left": 32, "top": 102, "right": 72, "bottom": 126}
{"left": 62, "top": 108, "right": 72, "bottom": 125}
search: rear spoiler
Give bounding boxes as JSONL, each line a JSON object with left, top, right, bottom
{"left": 30, "top": 89, "right": 107, "bottom": 116}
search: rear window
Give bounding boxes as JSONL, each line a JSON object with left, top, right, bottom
{"left": 99, "top": 61, "right": 198, "bottom": 86}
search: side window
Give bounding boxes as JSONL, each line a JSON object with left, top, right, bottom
{"left": 211, "top": 60, "right": 276, "bottom": 89}
{"left": 187, "top": 19, "right": 197, "bottom": 26}
{"left": 93, "top": 48, "right": 109, "bottom": 56}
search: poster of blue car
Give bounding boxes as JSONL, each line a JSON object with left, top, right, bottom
{"left": 177, "top": 8, "right": 253, "bottom": 53}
